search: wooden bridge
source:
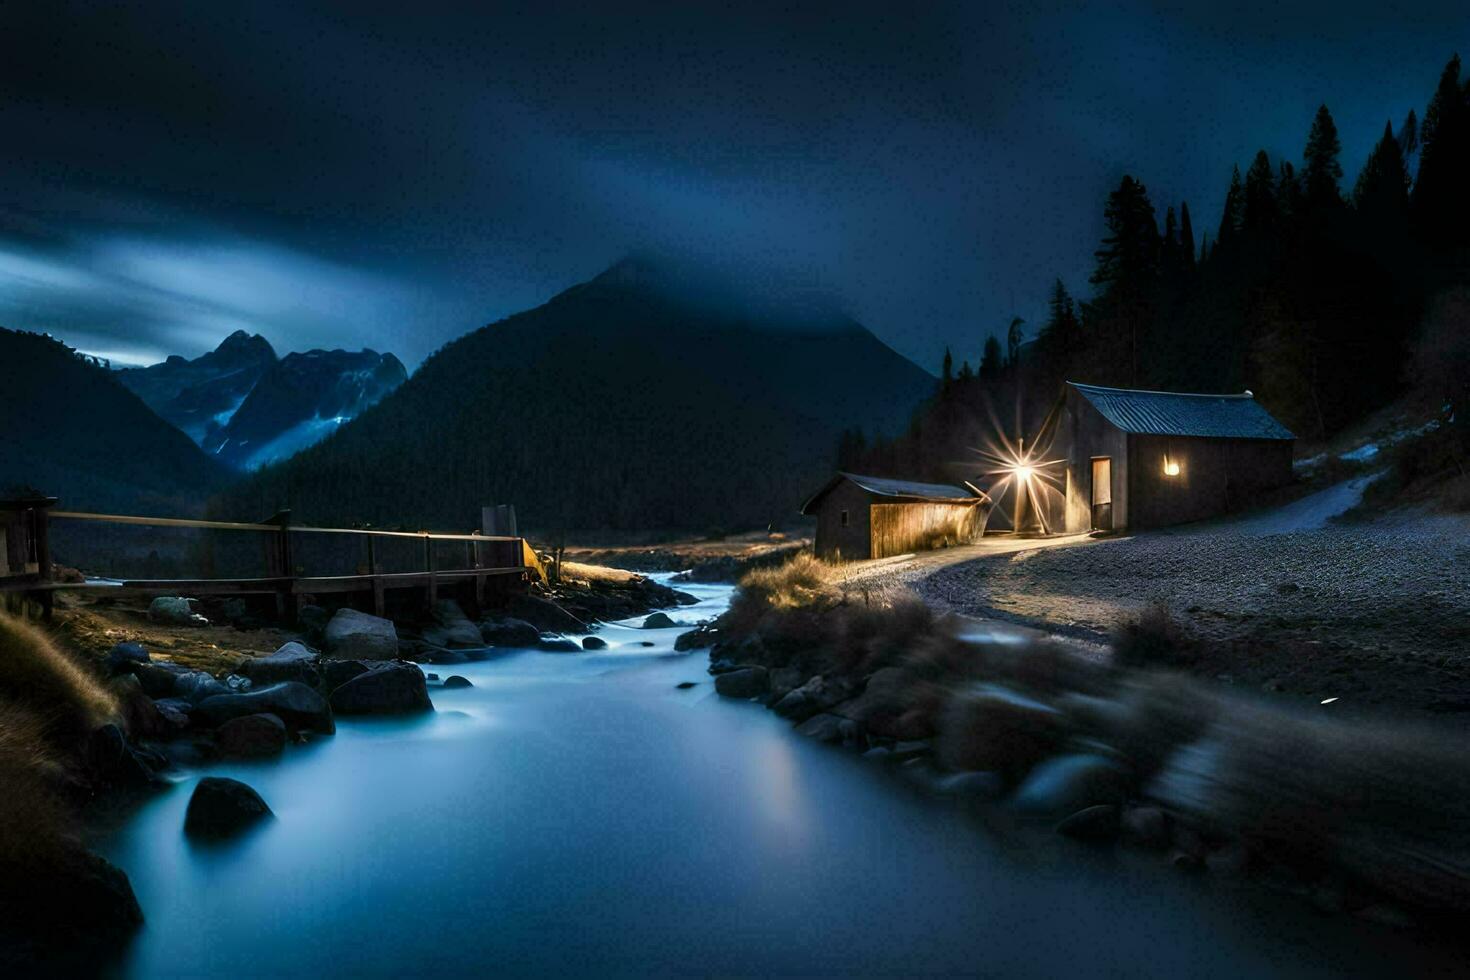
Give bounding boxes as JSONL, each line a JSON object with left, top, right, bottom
{"left": 0, "top": 494, "right": 543, "bottom": 621}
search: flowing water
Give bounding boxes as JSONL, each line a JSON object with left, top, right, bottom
{"left": 95, "top": 578, "right": 1459, "bottom": 977}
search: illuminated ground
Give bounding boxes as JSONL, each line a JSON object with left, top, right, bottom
{"left": 847, "top": 490, "right": 1470, "bottom": 719}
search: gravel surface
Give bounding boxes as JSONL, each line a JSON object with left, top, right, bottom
{"left": 848, "top": 508, "right": 1470, "bottom": 719}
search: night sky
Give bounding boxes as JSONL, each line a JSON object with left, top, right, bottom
{"left": 2, "top": 1, "right": 1466, "bottom": 371}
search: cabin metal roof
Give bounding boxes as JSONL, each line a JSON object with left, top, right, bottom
{"left": 801, "top": 472, "right": 987, "bottom": 514}
{"left": 1068, "top": 382, "right": 1295, "bottom": 441}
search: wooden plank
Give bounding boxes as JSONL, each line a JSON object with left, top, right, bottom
{"left": 50, "top": 510, "right": 519, "bottom": 543}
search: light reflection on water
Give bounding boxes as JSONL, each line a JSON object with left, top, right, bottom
{"left": 93, "top": 578, "right": 1459, "bottom": 978}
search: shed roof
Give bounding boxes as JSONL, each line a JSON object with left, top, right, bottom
{"left": 1068, "top": 382, "right": 1294, "bottom": 440}
{"left": 801, "top": 472, "right": 987, "bottom": 514}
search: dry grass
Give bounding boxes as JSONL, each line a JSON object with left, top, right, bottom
{"left": 0, "top": 697, "right": 73, "bottom": 864}
{"left": 560, "top": 561, "right": 645, "bottom": 587}
{"left": 0, "top": 611, "right": 118, "bottom": 747}
{"left": 737, "top": 552, "right": 837, "bottom": 610}
{"left": 52, "top": 592, "right": 291, "bottom": 675}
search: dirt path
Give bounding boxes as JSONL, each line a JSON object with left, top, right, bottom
{"left": 842, "top": 487, "right": 1470, "bottom": 720}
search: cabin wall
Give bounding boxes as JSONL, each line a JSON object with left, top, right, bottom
{"left": 812, "top": 479, "right": 874, "bottom": 560}
{"left": 869, "top": 502, "right": 988, "bottom": 559}
{"left": 1128, "top": 435, "right": 1294, "bottom": 527}
{"left": 1045, "top": 390, "right": 1129, "bottom": 533}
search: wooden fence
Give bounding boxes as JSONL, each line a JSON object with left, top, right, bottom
{"left": 0, "top": 495, "right": 541, "bottom": 620}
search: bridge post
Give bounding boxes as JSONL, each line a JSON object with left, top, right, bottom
{"left": 367, "top": 534, "right": 385, "bottom": 617}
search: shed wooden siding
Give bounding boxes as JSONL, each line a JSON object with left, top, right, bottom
{"left": 1127, "top": 435, "right": 1293, "bottom": 528}
{"left": 1047, "top": 388, "right": 1129, "bottom": 533}
{"left": 811, "top": 478, "right": 874, "bottom": 560}
{"left": 870, "top": 501, "right": 986, "bottom": 559}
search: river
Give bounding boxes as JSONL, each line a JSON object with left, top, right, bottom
{"left": 95, "top": 578, "right": 1459, "bottom": 977}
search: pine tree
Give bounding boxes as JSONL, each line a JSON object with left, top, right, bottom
{"left": 1353, "top": 121, "right": 1410, "bottom": 215}
{"left": 957, "top": 360, "right": 974, "bottom": 381}
{"left": 1006, "top": 317, "right": 1025, "bottom": 368}
{"left": 979, "top": 335, "right": 1003, "bottom": 380}
{"left": 1302, "top": 104, "right": 1344, "bottom": 211}
{"left": 941, "top": 347, "right": 954, "bottom": 390}
{"left": 1178, "top": 202, "right": 1196, "bottom": 269}
{"left": 1397, "top": 108, "right": 1420, "bottom": 175}
{"left": 1091, "top": 175, "right": 1160, "bottom": 385}
{"left": 1217, "top": 165, "right": 1244, "bottom": 244}
{"left": 1243, "top": 149, "right": 1279, "bottom": 234}
{"left": 1413, "top": 55, "right": 1470, "bottom": 248}
{"left": 1276, "top": 161, "right": 1303, "bottom": 228}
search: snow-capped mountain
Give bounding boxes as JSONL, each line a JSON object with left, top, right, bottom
{"left": 116, "top": 330, "right": 277, "bottom": 444}
{"left": 118, "top": 332, "right": 406, "bottom": 471}
{"left": 202, "top": 348, "right": 407, "bottom": 471}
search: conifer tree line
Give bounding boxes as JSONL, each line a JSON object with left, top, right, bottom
{"left": 840, "top": 53, "right": 1470, "bottom": 482}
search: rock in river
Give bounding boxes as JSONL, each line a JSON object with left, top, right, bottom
{"left": 194, "top": 682, "right": 336, "bottom": 734}
{"left": 480, "top": 617, "right": 542, "bottom": 647}
{"left": 1012, "top": 754, "right": 1131, "bottom": 817}
{"left": 216, "top": 713, "right": 288, "bottom": 759}
{"left": 323, "top": 608, "right": 400, "bottom": 660}
{"left": 329, "top": 661, "right": 432, "bottom": 715}
{"left": 714, "top": 666, "right": 769, "bottom": 699}
{"left": 425, "top": 599, "right": 485, "bottom": 649}
{"left": 104, "top": 641, "right": 150, "bottom": 675}
{"left": 238, "top": 641, "right": 321, "bottom": 686}
{"left": 582, "top": 636, "right": 608, "bottom": 650}
{"left": 184, "top": 777, "right": 273, "bottom": 838}
{"left": 442, "top": 675, "right": 473, "bottom": 689}
{"left": 149, "top": 596, "right": 208, "bottom": 626}
{"left": 538, "top": 637, "right": 582, "bottom": 653}
{"left": 642, "top": 612, "right": 676, "bottom": 629}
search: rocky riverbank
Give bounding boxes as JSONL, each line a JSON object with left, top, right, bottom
{"left": 684, "top": 554, "right": 1470, "bottom": 935}
{"left": 4, "top": 562, "right": 690, "bottom": 970}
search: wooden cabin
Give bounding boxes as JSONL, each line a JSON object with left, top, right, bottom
{"left": 801, "top": 473, "right": 991, "bottom": 560}
{"left": 1036, "top": 382, "right": 1294, "bottom": 533}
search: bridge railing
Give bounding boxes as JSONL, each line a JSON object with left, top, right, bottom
{"left": 0, "top": 496, "right": 538, "bottom": 620}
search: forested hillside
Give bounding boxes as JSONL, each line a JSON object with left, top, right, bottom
{"left": 0, "top": 329, "right": 227, "bottom": 514}
{"left": 214, "top": 256, "right": 933, "bottom": 533}
{"left": 848, "top": 53, "right": 1470, "bottom": 484}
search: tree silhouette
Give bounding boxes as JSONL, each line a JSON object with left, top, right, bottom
{"left": 1302, "top": 104, "right": 1344, "bottom": 211}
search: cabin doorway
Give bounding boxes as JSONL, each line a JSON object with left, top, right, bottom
{"left": 1090, "top": 457, "right": 1113, "bottom": 531}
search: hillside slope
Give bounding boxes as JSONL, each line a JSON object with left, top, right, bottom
{"left": 218, "top": 257, "right": 933, "bottom": 532}
{"left": 0, "top": 329, "right": 226, "bottom": 514}
{"left": 116, "top": 329, "right": 277, "bottom": 444}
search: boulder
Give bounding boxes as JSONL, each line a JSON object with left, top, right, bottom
{"left": 238, "top": 642, "right": 321, "bottom": 686}
{"left": 296, "top": 604, "right": 330, "bottom": 642}
{"left": 479, "top": 617, "right": 542, "bottom": 647}
{"left": 676, "top": 681, "right": 697, "bottom": 690}
{"left": 538, "top": 637, "right": 583, "bottom": 653}
{"left": 1120, "top": 805, "right": 1170, "bottom": 849}
{"left": 323, "top": 608, "right": 399, "bottom": 660}
{"left": 329, "top": 661, "right": 432, "bottom": 715}
{"left": 672, "top": 590, "right": 701, "bottom": 606}
{"left": 795, "top": 713, "right": 847, "bottom": 743}
{"left": 0, "top": 847, "right": 143, "bottom": 969}
{"left": 582, "top": 636, "right": 608, "bottom": 650}
{"left": 425, "top": 599, "right": 484, "bottom": 648}
{"left": 173, "top": 670, "right": 231, "bottom": 704}
{"left": 833, "top": 667, "right": 918, "bottom": 735}
{"left": 184, "top": 777, "right": 273, "bottom": 838}
{"left": 152, "top": 698, "right": 194, "bottom": 734}
{"left": 132, "top": 661, "right": 189, "bottom": 698}
{"left": 148, "top": 596, "right": 208, "bottom": 626}
{"left": 1056, "top": 804, "right": 1122, "bottom": 841}
{"left": 442, "top": 675, "right": 473, "bottom": 689}
{"left": 194, "top": 682, "right": 335, "bottom": 734}
{"left": 773, "top": 675, "right": 857, "bottom": 722}
{"left": 104, "top": 641, "right": 150, "bottom": 675}
{"left": 223, "top": 674, "right": 252, "bottom": 692}
{"left": 936, "top": 684, "right": 1068, "bottom": 781}
{"left": 506, "top": 594, "right": 587, "bottom": 634}
{"left": 216, "top": 713, "right": 288, "bottom": 759}
{"left": 768, "top": 667, "right": 805, "bottom": 701}
{"left": 933, "top": 770, "right": 1006, "bottom": 805}
{"left": 322, "top": 659, "right": 372, "bottom": 690}
{"left": 641, "top": 612, "right": 676, "bottom": 629}
{"left": 714, "top": 666, "right": 769, "bottom": 699}
{"left": 86, "top": 724, "right": 165, "bottom": 793}
{"left": 1012, "top": 754, "right": 1132, "bottom": 817}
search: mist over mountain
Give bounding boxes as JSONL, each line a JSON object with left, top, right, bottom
{"left": 204, "top": 349, "right": 407, "bottom": 471}
{"left": 0, "top": 328, "right": 225, "bottom": 514}
{"left": 118, "top": 331, "right": 406, "bottom": 473}
{"left": 117, "top": 329, "right": 277, "bottom": 444}
{"left": 217, "top": 256, "right": 934, "bottom": 533}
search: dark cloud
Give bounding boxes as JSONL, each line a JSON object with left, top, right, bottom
{"left": 1, "top": 1, "right": 1466, "bottom": 368}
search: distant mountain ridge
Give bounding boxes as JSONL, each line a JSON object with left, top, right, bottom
{"left": 118, "top": 332, "right": 406, "bottom": 472}
{"left": 217, "top": 255, "right": 935, "bottom": 533}
{"left": 0, "top": 328, "right": 225, "bottom": 514}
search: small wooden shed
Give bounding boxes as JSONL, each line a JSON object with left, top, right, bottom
{"left": 801, "top": 473, "right": 991, "bottom": 561}
{"left": 1036, "top": 382, "right": 1295, "bottom": 532}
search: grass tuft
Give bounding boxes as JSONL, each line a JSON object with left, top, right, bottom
{"left": 0, "top": 611, "right": 118, "bottom": 748}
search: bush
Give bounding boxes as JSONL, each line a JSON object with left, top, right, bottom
{"left": 0, "top": 698, "right": 72, "bottom": 864}
{"left": 1112, "top": 604, "right": 1191, "bottom": 669}
{"left": 0, "top": 612, "right": 118, "bottom": 747}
